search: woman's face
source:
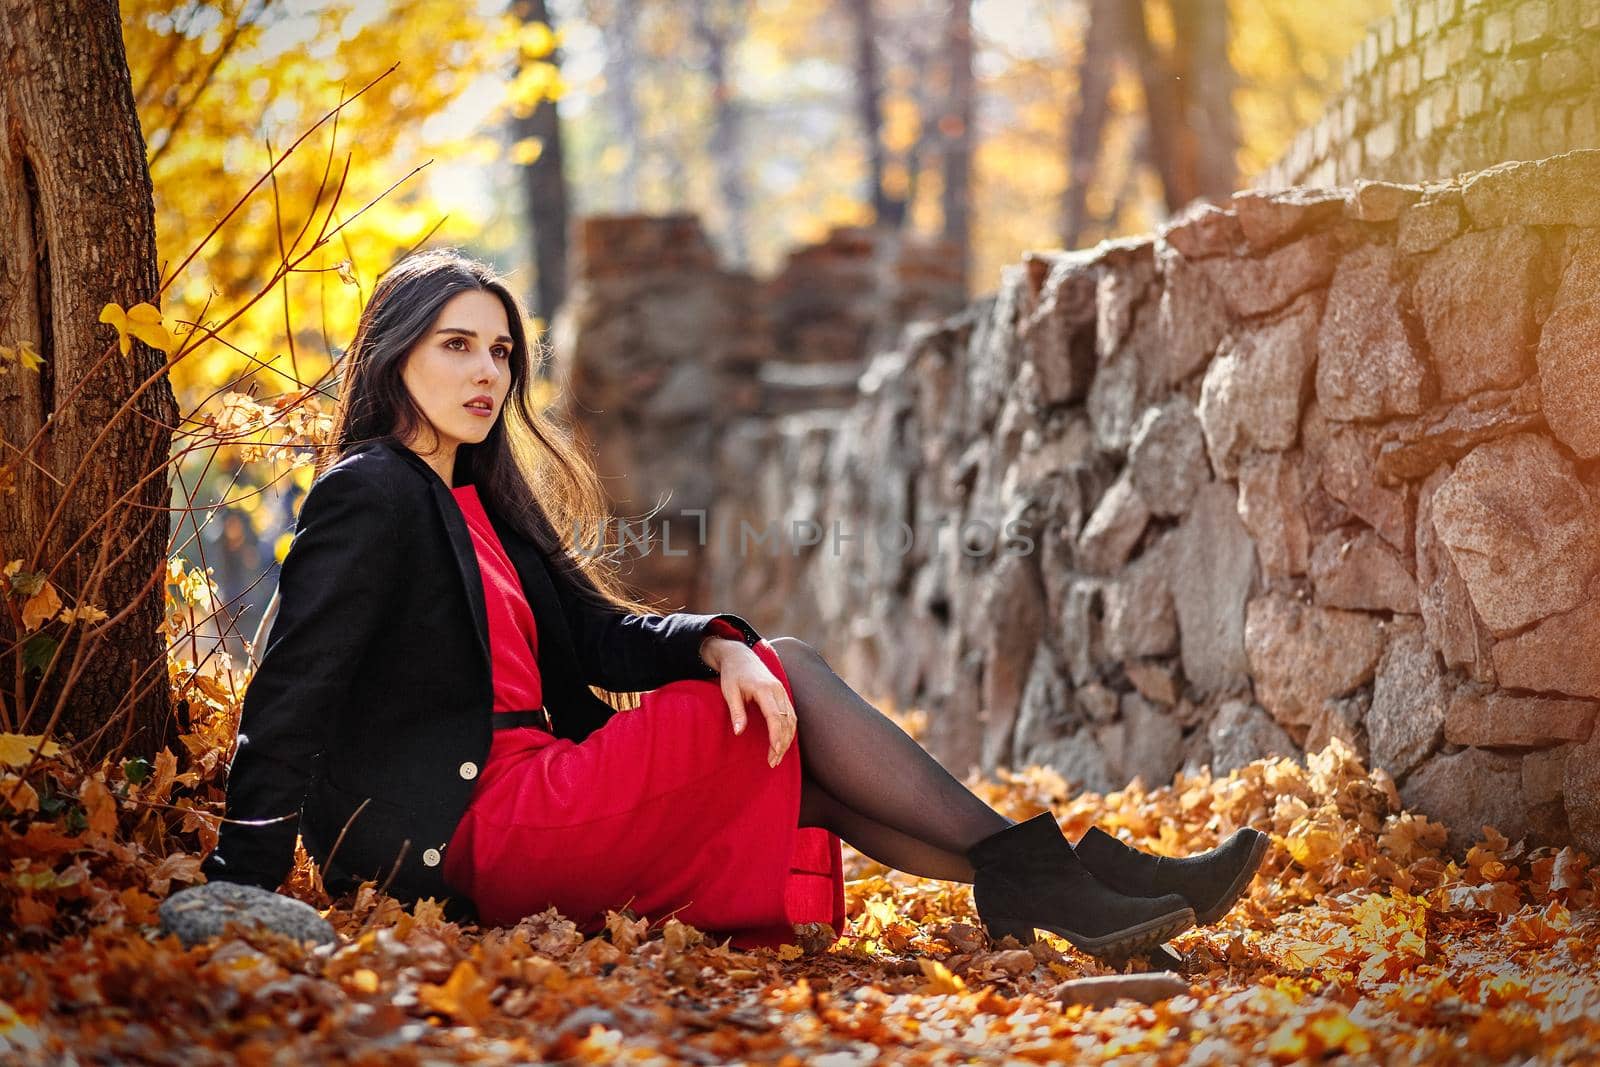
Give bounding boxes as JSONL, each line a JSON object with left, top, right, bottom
{"left": 399, "top": 288, "right": 514, "bottom": 455}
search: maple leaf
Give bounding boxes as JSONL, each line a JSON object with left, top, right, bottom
{"left": 418, "top": 961, "right": 495, "bottom": 1023}
{"left": 57, "top": 602, "right": 110, "bottom": 626}
{"left": 917, "top": 958, "right": 967, "bottom": 995}
{"left": 78, "top": 776, "right": 119, "bottom": 842}
{"left": 148, "top": 852, "right": 203, "bottom": 896}
{"left": 20, "top": 580, "right": 62, "bottom": 633}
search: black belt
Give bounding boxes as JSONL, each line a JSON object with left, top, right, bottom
{"left": 493, "top": 706, "right": 553, "bottom": 731}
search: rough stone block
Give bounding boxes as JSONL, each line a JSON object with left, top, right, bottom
{"left": 1445, "top": 685, "right": 1598, "bottom": 747}
{"left": 1396, "top": 196, "right": 1464, "bottom": 254}
{"left": 1537, "top": 297, "right": 1600, "bottom": 458}
{"left": 1415, "top": 464, "right": 1497, "bottom": 683}
{"left": 1077, "top": 472, "right": 1150, "bottom": 575}
{"left": 1245, "top": 592, "right": 1386, "bottom": 731}
{"left": 1198, "top": 292, "right": 1322, "bottom": 477}
{"left": 1172, "top": 482, "right": 1259, "bottom": 698}
{"left": 1369, "top": 623, "right": 1450, "bottom": 779}
{"left": 1315, "top": 244, "right": 1434, "bottom": 421}
{"left": 1199, "top": 232, "right": 1339, "bottom": 320}
{"left": 1308, "top": 693, "right": 1371, "bottom": 763}
{"left": 1236, "top": 451, "right": 1314, "bottom": 579}
{"left": 1430, "top": 433, "right": 1600, "bottom": 634}
{"left": 1121, "top": 692, "right": 1185, "bottom": 786}
{"left": 1402, "top": 746, "right": 1540, "bottom": 854}
{"left": 1209, "top": 699, "right": 1299, "bottom": 774}
{"left": 1310, "top": 526, "right": 1421, "bottom": 614}
{"left": 1374, "top": 380, "right": 1544, "bottom": 482}
{"left": 1492, "top": 596, "right": 1600, "bottom": 699}
{"left": 1231, "top": 188, "right": 1347, "bottom": 253}
{"left": 978, "top": 555, "right": 1046, "bottom": 772}
{"left": 1346, "top": 179, "right": 1425, "bottom": 222}
{"left": 1103, "top": 539, "right": 1178, "bottom": 662}
{"left": 1303, "top": 404, "right": 1416, "bottom": 553}
{"left": 1156, "top": 247, "right": 1232, "bottom": 386}
{"left": 1125, "top": 660, "right": 1180, "bottom": 706}
{"left": 1565, "top": 732, "right": 1600, "bottom": 853}
{"left": 1462, "top": 151, "right": 1600, "bottom": 227}
{"left": 1128, "top": 398, "right": 1209, "bottom": 517}
{"left": 1160, "top": 201, "right": 1243, "bottom": 259}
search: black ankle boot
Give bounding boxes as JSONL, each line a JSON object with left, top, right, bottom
{"left": 1072, "top": 825, "right": 1270, "bottom": 925}
{"left": 965, "top": 813, "right": 1196, "bottom": 963}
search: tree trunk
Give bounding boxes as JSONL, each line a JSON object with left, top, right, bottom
{"left": 0, "top": 0, "right": 178, "bottom": 759}
{"left": 513, "top": 0, "right": 571, "bottom": 325}
{"left": 1114, "top": 0, "right": 1238, "bottom": 215}
{"left": 1113, "top": 1, "right": 1190, "bottom": 212}
{"left": 1170, "top": 0, "right": 1237, "bottom": 202}
{"left": 846, "top": 0, "right": 906, "bottom": 227}
{"left": 939, "top": 0, "right": 974, "bottom": 294}
{"left": 1060, "top": 0, "right": 1117, "bottom": 249}
{"left": 599, "top": 0, "right": 643, "bottom": 210}
{"left": 692, "top": 0, "right": 751, "bottom": 267}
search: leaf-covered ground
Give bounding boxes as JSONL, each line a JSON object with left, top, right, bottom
{"left": 3, "top": 697, "right": 1599, "bottom": 1064}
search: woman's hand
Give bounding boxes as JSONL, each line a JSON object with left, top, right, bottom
{"left": 702, "top": 638, "right": 796, "bottom": 768}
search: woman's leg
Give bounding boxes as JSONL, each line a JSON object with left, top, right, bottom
{"left": 771, "top": 637, "right": 1013, "bottom": 870}
{"left": 798, "top": 771, "right": 979, "bottom": 881}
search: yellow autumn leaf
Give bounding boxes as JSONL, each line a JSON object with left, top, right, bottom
{"left": 1279, "top": 939, "right": 1333, "bottom": 969}
{"left": 917, "top": 958, "right": 967, "bottom": 995}
{"left": 510, "top": 136, "right": 544, "bottom": 165}
{"left": 99, "top": 301, "right": 176, "bottom": 357}
{"left": 1, "top": 774, "right": 40, "bottom": 813}
{"left": 57, "top": 603, "right": 109, "bottom": 625}
{"left": 15, "top": 340, "right": 43, "bottom": 372}
{"left": 418, "top": 960, "right": 495, "bottom": 1023}
{"left": 0, "top": 734, "right": 61, "bottom": 768}
{"left": 22, "top": 580, "right": 62, "bottom": 632}
{"left": 518, "top": 21, "right": 555, "bottom": 59}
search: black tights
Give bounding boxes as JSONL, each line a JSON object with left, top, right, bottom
{"left": 770, "top": 637, "right": 1014, "bottom": 883}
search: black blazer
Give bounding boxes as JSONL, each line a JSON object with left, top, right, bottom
{"left": 200, "top": 436, "right": 761, "bottom": 911}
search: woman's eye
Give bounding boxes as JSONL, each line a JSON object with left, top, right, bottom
{"left": 492, "top": 347, "right": 510, "bottom": 360}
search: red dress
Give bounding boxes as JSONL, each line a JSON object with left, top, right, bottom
{"left": 440, "top": 484, "right": 846, "bottom": 948}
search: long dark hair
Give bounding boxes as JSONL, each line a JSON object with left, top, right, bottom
{"left": 323, "top": 247, "right": 651, "bottom": 613}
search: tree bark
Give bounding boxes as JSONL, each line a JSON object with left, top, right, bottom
{"left": 846, "top": 0, "right": 906, "bottom": 227}
{"left": 513, "top": 0, "right": 571, "bottom": 325}
{"left": 939, "top": 0, "right": 974, "bottom": 294}
{"left": 1060, "top": 0, "right": 1117, "bottom": 249}
{"left": 0, "top": 0, "right": 178, "bottom": 759}
{"left": 1113, "top": 0, "right": 1238, "bottom": 215}
{"left": 1170, "top": 0, "right": 1237, "bottom": 201}
{"left": 691, "top": 0, "right": 751, "bottom": 267}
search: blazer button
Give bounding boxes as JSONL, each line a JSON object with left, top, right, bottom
{"left": 458, "top": 761, "right": 479, "bottom": 781}
{"left": 422, "top": 848, "right": 442, "bottom": 868}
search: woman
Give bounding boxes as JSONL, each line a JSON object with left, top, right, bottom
{"left": 202, "top": 248, "right": 1268, "bottom": 962}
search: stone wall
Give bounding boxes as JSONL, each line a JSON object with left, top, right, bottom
{"left": 1259, "top": 0, "right": 1600, "bottom": 190}
{"left": 551, "top": 216, "right": 964, "bottom": 610}
{"left": 707, "top": 151, "right": 1600, "bottom": 857}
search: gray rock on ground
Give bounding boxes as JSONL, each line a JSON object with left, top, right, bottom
{"left": 159, "top": 882, "right": 337, "bottom": 949}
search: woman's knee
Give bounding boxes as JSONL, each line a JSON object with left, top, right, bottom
{"left": 768, "top": 635, "right": 822, "bottom": 674}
